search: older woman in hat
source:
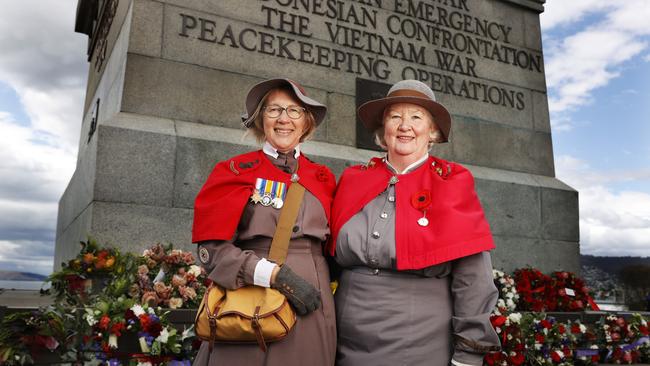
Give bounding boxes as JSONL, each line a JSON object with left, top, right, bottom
{"left": 192, "top": 78, "right": 336, "bottom": 365}
{"left": 328, "top": 79, "right": 500, "bottom": 366}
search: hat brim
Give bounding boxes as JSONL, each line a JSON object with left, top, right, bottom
{"left": 358, "top": 96, "right": 451, "bottom": 142}
{"left": 242, "top": 78, "right": 327, "bottom": 128}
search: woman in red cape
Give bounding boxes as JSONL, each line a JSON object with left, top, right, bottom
{"left": 329, "top": 80, "right": 501, "bottom": 366}
{"left": 192, "top": 78, "right": 336, "bottom": 366}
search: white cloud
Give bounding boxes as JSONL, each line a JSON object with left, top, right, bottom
{"left": 546, "top": 30, "right": 645, "bottom": 113}
{"left": 543, "top": 1, "right": 650, "bottom": 115}
{"left": 0, "top": 112, "right": 75, "bottom": 274}
{"left": 549, "top": 114, "right": 575, "bottom": 132}
{"left": 541, "top": 0, "right": 613, "bottom": 30}
{"left": 0, "top": 2, "right": 87, "bottom": 148}
{"left": 0, "top": 1, "right": 86, "bottom": 276}
{"left": 0, "top": 112, "right": 76, "bottom": 202}
{"left": 620, "top": 89, "right": 638, "bottom": 95}
{"left": 556, "top": 155, "right": 650, "bottom": 188}
{"left": 556, "top": 155, "right": 650, "bottom": 257}
{"left": 0, "top": 240, "right": 56, "bottom": 276}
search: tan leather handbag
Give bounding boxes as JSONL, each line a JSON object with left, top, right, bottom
{"left": 195, "top": 182, "right": 305, "bottom": 352}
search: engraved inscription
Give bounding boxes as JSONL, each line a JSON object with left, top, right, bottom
{"left": 174, "top": 0, "right": 542, "bottom": 111}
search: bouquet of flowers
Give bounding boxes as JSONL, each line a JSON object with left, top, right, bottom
{"left": 493, "top": 269, "right": 519, "bottom": 312}
{"left": 0, "top": 306, "right": 77, "bottom": 365}
{"left": 485, "top": 312, "right": 527, "bottom": 366}
{"left": 82, "top": 295, "right": 195, "bottom": 364}
{"left": 567, "top": 319, "right": 600, "bottom": 365}
{"left": 129, "top": 244, "right": 207, "bottom": 309}
{"left": 485, "top": 271, "right": 525, "bottom": 366}
{"left": 520, "top": 314, "right": 577, "bottom": 366}
{"left": 547, "top": 271, "right": 597, "bottom": 312}
{"left": 628, "top": 314, "right": 650, "bottom": 363}
{"left": 48, "top": 239, "right": 124, "bottom": 305}
{"left": 514, "top": 268, "right": 552, "bottom": 312}
{"left": 596, "top": 314, "right": 649, "bottom": 364}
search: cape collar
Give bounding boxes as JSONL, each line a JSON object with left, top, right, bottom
{"left": 328, "top": 156, "right": 495, "bottom": 269}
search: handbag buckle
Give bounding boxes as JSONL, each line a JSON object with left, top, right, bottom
{"left": 208, "top": 307, "right": 219, "bottom": 353}
{"left": 252, "top": 306, "right": 267, "bottom": 352}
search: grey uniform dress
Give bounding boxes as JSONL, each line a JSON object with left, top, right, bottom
{"left": 335, "top": 159, "right": 500, "bottom": 366}
{"left": 194, "top": 151, "right": 336, "bottom": 366}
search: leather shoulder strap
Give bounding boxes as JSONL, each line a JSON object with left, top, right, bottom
{"left": 268, "top": 182, "right": 305, "bottom": 265}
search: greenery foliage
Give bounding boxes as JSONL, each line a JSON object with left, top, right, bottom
{"left": 0, "top": 305, "right": 77, "bottom": 365}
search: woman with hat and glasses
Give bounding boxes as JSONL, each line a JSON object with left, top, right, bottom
{"left": 192, "top": 78, "right": 336, "bottom": 365}
{"left": 328, "top": 80, "right": 501, "bottom": 366}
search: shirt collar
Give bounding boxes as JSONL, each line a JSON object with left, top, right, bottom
{"left": 263, "top": 141, "right": 301, "bottom": 159}
{"left": 385, "top": 153, "right": 429, "bottom": 174}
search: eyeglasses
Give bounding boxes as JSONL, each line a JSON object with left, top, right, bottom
{"left": 263, "top": 105, "right": 306, "bottom": 119}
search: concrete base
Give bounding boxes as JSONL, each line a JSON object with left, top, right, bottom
{"left": 56, "top": 112, "right": 579, "bottom": 274}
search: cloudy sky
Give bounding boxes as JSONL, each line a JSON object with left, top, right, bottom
{"left": 0, "top": 1, "right": 649, "bottom": 276}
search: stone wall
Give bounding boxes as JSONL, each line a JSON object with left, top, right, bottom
{"left": 56, "top": 0, "right": 579, "bottom": 274}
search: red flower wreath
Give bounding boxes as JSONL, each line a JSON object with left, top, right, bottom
{"left": 548, "top": 271, "right": 598, "bottom": 311}
{"left": 514, "top": 268, "right": 551, "bottom": 311}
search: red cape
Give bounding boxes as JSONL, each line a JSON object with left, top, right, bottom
{"left": 328, "top": 156, "right": 494, "bottom": 270}
{"left": 192, "top": 150, "right": 336, "bottom": 243}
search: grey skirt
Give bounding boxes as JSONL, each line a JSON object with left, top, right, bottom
{"left": 335, "top": 267, "right": 453, "bottom": 366}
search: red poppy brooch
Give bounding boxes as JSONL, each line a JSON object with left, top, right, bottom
{"left": 315, "top": 166, "right": 329, "bottom": 182}
{"left": 411, "top": 190, "right": 432, "bottom": 227}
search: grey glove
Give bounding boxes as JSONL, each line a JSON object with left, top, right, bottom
{"left": 271, "top": 265, "right": 321, "bottom": 315}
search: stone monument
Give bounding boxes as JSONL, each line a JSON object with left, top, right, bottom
{"left": 56, "top": 0, "right": 579, "bottom": 273}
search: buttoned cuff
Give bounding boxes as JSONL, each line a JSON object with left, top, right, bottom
{"left": 451, "top": 358, "right": 477, "bottom": 366}
{"left": 253, "top": 258, "right": 277, "bottom": 287}
{"left": 452, "top": 350, "right": 486, "bottom": 366}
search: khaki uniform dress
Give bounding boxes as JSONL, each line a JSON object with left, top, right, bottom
{"left": 335, "top": 159, "right": 500, "bottom": 366}
{"left": 194, "top": 152, "right": 336, "bottom": 366}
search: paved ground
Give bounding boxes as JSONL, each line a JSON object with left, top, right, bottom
{"left": 0, "top": 289, "right": 54, "bottom": 309}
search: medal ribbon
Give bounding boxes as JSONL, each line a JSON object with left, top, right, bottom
{"left": 263, "top": 180, "right": 275, "bottom": 198}
{"left": 255, "top": 178, "right": 287, "bottom": 200}
{"left": 276, "top": 181, "right": 286, "bottom": 200}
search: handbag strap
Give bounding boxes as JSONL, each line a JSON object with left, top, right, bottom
{"left": 268, "top": 182, "right": 305, "bottom": 265}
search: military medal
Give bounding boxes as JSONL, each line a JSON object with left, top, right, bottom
{"left": 271, "top": 197, "right": 284, "bottom": 209}
{"left": 411, "top": 190, "right": 432, "bottom": 227}
{"left": 254, "top": 178, "right": 287, "bottom": 209}
{"left": 261, "top": 194, "right": 273, "bottom": 206}
{"left": 250, "top": 191, "right": 262, "bottom": 204}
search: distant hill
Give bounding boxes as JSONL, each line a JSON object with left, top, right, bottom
{"left": 0, "top": 270, "right": 47, "bottom": 281}
{"left": 581, "top": 255, "right": 650, "bottom": 275}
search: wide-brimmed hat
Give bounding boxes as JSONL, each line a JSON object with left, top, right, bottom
{"left": 357, "top": 80, "right": 452, "bottom": 142}
{"left": 241, "top": 78, "right": 327, "bottom": 128}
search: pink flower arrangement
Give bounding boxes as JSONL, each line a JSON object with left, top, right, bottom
{"left": 132, "top": 244, "right": 207, "bottom": 309}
